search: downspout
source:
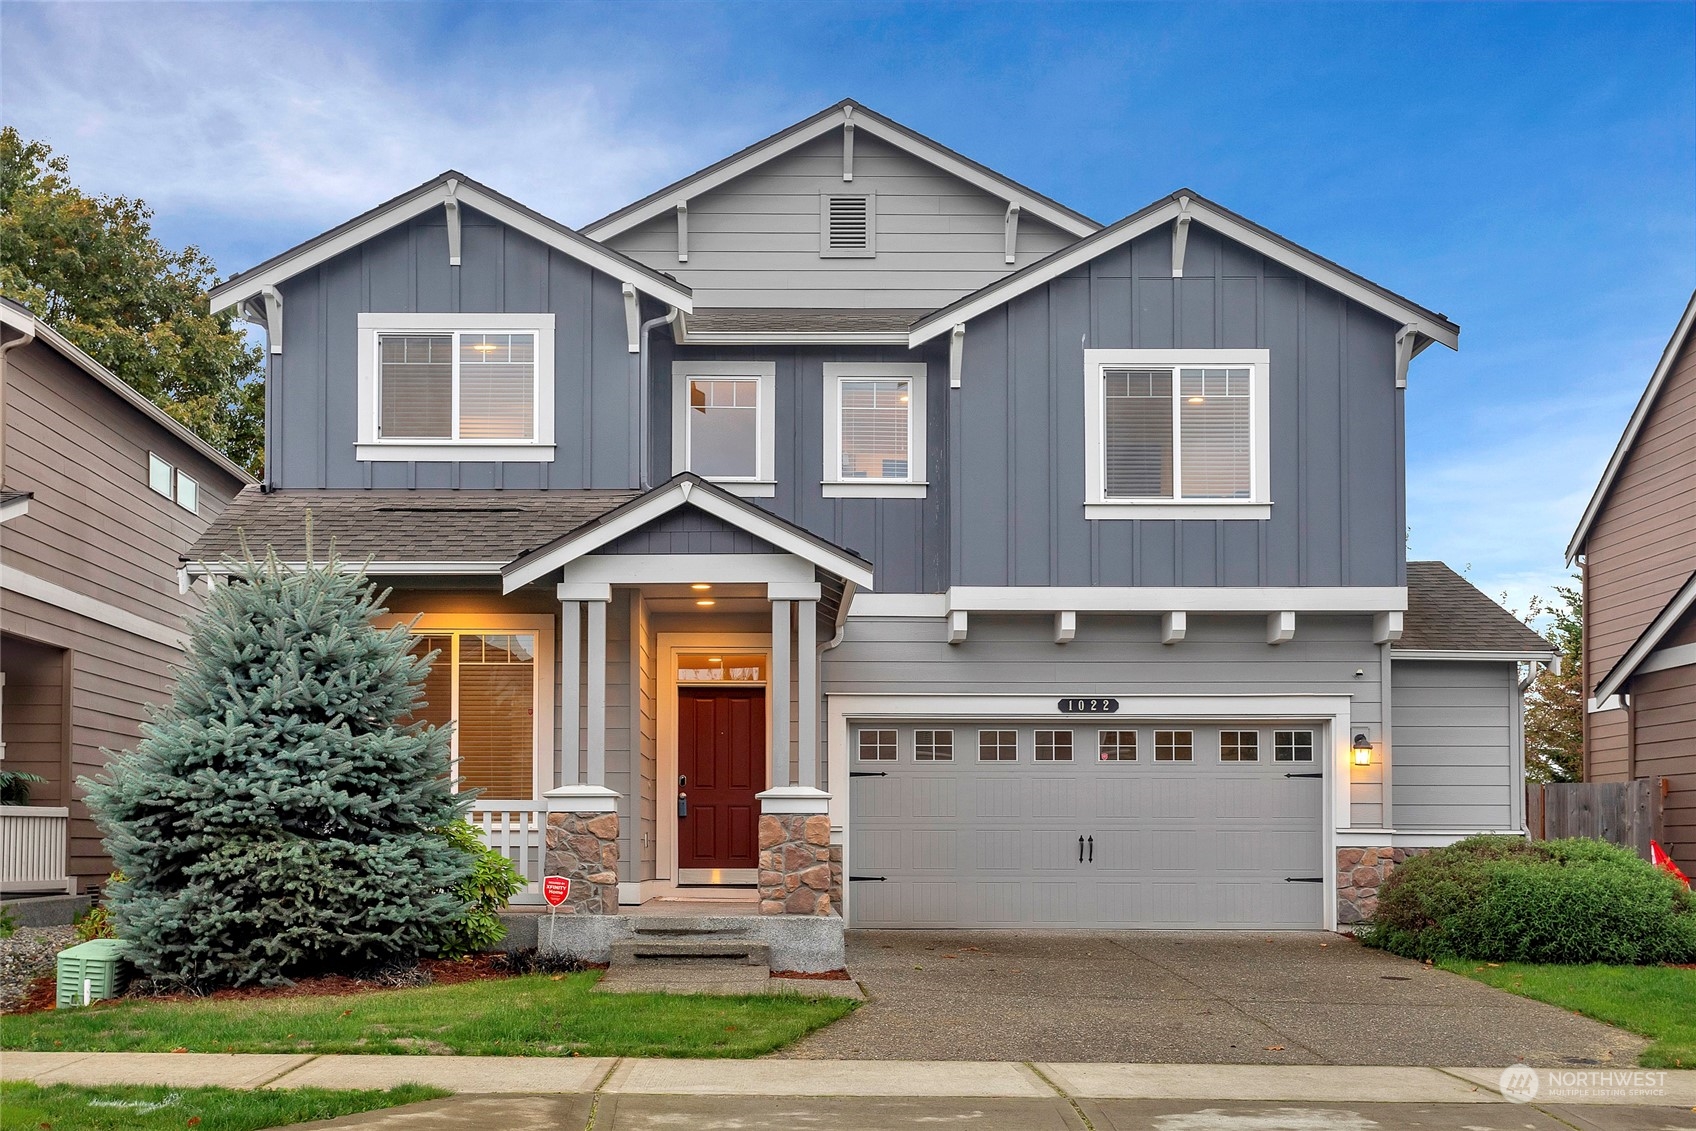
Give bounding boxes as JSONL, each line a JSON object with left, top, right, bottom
{"left": 0, "top": 321, "right": 38, "bottom": 479}
{"left": 637, "top": 306, "right": 679, "bottom": 490}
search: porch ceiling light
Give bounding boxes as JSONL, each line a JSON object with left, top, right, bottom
{"left": 696, "top": 599, "right": 716, "bottom": 607}
{"left": 1351, "top": 733, "right": 1373, "bottom": 766}
{"left": 690, "top": 583, "right": 712, "bottom": 590}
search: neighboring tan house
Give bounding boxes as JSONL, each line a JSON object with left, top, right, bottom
{"left": 193, "top": 100, "right": 1548, "bottom": 954}
{"left": 0, "top": 298, "right": 252, "bottom": 896}
{"left": 1568, "top": 290, "right": 1696, "bottom": 877}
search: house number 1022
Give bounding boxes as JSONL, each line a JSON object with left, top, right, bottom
{"left": 1057, "top": 697, "right": 1119, "bottom": 714}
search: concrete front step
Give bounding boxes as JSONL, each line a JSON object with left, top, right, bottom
{"left": 610, "top": 938, "right": 770, "bottom": 966}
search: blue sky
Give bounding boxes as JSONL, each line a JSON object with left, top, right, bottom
{"left": 4, "top": 1, "right": 1692, "bottom": 609}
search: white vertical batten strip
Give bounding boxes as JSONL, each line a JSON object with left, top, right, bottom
{"left": 797, "top": 600, "right": 818, "bottom": 789}
{"left": 770, "top": 600, "right": 792, "bottom": 787}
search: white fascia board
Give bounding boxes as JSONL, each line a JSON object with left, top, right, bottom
{"left": 188, "top": 560, "right": 505, "bottom": 576}
{"left": 557, "top": 554, "right": 816, "bottom": 586}
{"left": 2, "top": 564, "right": 187, "bottom": 649}
{"left": 584, "top": 108, "right": 1098, "bottom": 244}
{"left": 209, "top": 181, "right": 693, "bottom": 316}
{"left": 0, "top": 496, "right": 30, "bottom": 524}
{"left": 944, "top": 586, "right": 1407, "bottom": 614}
{"left": 0, "top": 307, "right": 254, "bottom": 485}
{"left": 1593, "top": 571, "right": 1696, "bottom": 702}
{"left": 1392, "top": 649, "right": 1556, "bottom": 663}
{"left": 847, "top": 593, "right": 948, "bottom": 618}
{"left": 1638, "top": 641, "right": 1696, "bottom": 676}
{"left": 909, "top": 196, "right": 1460, "bottom": 353}
{"left": 1567, "top": 289, "right": 1696, "bottom": 562}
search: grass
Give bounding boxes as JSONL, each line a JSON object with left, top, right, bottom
{"left": 0, "top": 1082, "right": 445, "bottom": 1131}
{"left": 1442, "top": 958, "right": 1696, "bottom": 1069}
{"left": 0, "top": 970, "right": 856, "bottom": 1058}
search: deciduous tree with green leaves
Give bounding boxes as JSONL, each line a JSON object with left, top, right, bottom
{"left": 0, "top": 127, "right": 263, "bottom": 474}
{"left": 1522, "top": 580, "right": 1585, "bottom": 783}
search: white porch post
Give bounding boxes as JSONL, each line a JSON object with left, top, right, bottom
{"left": 558, "top": 599, "right": 580, "bottom": 788}
{"left": 769, "top": 599, "right": 792, "bottom": 789}
{"left": 548, "top": 583, "right": 616, "bottom": 811}
{"left": 797, "top": 599, "right": 818, "bottom": 789}
{"left": 586, "top": 597, "right": 608, "bottom": 789}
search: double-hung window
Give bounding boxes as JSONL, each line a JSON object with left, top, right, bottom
{"left": 822, "top": 362, "right": 926, "bottom": 498}
{"left": 357, "top": 313, "right": 555, "bottom": 461}
{"left": 1082, "top": 349, "right": 1270, "bottom": 519}
{"left": 672, "top": 361, "right": 775, "bottom": 496}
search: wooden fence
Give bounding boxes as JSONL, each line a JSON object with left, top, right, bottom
{"left": 1526, "top": 779, "right": 1665, "bottom": 860}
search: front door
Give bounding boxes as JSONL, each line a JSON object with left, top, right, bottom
{"left": 677, "top": 687, "right": 765, "bottom": 882}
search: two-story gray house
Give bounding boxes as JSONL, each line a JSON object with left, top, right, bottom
{"left": 195, "top": 101, "right": 1549, "bottom": 945}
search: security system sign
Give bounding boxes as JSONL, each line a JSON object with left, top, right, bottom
{"left": 542, "top": 876, "right": 571, "bottom": 907}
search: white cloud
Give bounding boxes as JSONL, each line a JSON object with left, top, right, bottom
{"left": 0, "top": 4, "right": 746, "bottom": 241}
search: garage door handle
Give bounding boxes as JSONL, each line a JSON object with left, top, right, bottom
{"left": 850, "top": 875, "right": 886, "bottom": 882}
{"left": 850, "top": 771, "right": 888, "bottom": 778}
{"left": 1284, "top": 876, "right": 1324, "bottom": 883}
{"left": 1078, "top": 835, "right": 1085, "bottom": 862}
{"left": 1284, "top": 772, "right": 1323, "bottom": 778}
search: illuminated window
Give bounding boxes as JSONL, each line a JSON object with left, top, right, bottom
{"left": 406, "top": 630, "right": 538, "bottom": 801}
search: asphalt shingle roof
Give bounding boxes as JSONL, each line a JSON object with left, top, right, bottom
{"left": 1399, "top": 561, "right": 1553, "bottom": 653}
{"left": 188, "top": 487, "right": 641, "bottom": 566}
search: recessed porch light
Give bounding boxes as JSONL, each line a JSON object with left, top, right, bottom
{"left": 691, "top": 583, "right": 712, "bottom": 590}
{"left": 696, "top": 599, "right": 716, "bottom": 607}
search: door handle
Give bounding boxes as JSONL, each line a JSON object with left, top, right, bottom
{"left": 1078, "top": 835, "right": 1085, "bottom": 862}
{"left": 678, "top": 791, "right": 687, "bottom": 818}
{"left": 1088, "top": 835, "right": 1094, "bottom": 862}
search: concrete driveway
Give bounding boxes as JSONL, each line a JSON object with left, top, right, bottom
{"left": 777, "top": 930, "right": 1648, "bottom": 1065}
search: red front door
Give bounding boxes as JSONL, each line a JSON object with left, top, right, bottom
{"left": 677, "top": 687, "right": 764, "bottom": 874}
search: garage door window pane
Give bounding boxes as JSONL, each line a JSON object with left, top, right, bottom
{"left": 1154, "top": 730, "right": 1192, "bottom": 762}
{"left": 1099, "top": 731, "right": 1137, "bottom": 761}
{"left": 915, "top": 730, "right": 953, "bottom": 761}
{"left": 1275, "top": 730, "right": 1315, "bottom": 762}
{"left": 1035, "top": 730, "right": 1073, "bottom": 761}
{"left": 1220, "top": 731, "right": 1259, "bottom": 762}
{"left": 858, "top": 729, "right": 897, "bottom": 761}
{"left": 978, "top": 730, "right": 1017, "bottom": 761}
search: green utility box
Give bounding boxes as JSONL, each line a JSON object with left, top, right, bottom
{"left": 56, "top": 939, "right": 128, "bottom": 1008}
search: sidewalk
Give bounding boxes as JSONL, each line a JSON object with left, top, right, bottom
{"left": 4, "top": 1051, "right": 1694, "bottom": 1107}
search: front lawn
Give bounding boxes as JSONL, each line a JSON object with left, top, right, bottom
{"left": 0, "top": 970, "right": 855, "bottom": 1058}
{"left": 1443, "top": 959, "right": 1696, "bottom": 1069}
{"left": 0, "top": 1083, "right": 444, "bottom": 1131}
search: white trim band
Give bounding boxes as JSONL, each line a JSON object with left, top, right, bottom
{"left": 2, "top": 565, "right": 187, "bottom": 649}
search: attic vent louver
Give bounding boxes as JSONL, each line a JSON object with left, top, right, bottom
{"left": 821, "top": 193, "right": 875, "bottom": 257}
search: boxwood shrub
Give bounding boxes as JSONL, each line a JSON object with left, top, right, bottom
{"left": 1360, "top": 835, "right": 1696, "bottom": 964}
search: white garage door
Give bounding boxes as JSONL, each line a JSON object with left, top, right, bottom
{"left": 847, "top": 720, "right": 1326, "bottom": 929}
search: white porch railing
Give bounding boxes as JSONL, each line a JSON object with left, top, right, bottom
{"left": 471, "top": 806, "right": 546, "bottom": 905}
{"left": 0, "top": 805, "right": 72, "bottom": 894}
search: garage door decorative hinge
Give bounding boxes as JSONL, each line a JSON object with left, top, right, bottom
{"left": 849, "top": 771, "right": 888, "bottom": 778}
{"left": 1283, "top": 772, "right": 1323, "bottom": 778}
{"left": 1284, "top": 876, "right": 1324, "bottom": 883}
{"left": 849, "top": 875, "right": 887, "bottom": 882}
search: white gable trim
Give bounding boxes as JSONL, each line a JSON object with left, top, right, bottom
{"left": 583, "top": 103, "right": 1099, "bottom": 243}
{"left": 208, "top": 178, "right": 693, "bottom": 316}
{"left": 909, "top": 194, "right": 1460, "bottom": 354}
{"left": 501, "top": 478, "right": 874, "bottom": 593}
{"left": 1567, "top": 289, "right": 1696, "bottom": 562}
{"left": 1594, "top": 569, "right": 1696, "bottom": 703}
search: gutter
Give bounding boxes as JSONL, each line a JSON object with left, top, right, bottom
{"left": 636, "top": 306, "right": 679, "bottom": 489}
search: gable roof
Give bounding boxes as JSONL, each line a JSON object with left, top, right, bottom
{"left": 1593, "top": 567, "right": 1696, "bottom": 702}
{"left": 206, "top": 172, "right": 694, "bottom": 316}
{"left": 0, "top": 299, "right": 255, "bottom": 485}
{"left": 1566, "top": 289, "right": 1696, "bottom": 563}
{"left": 581, "top": 99, "right": 1101, "bottom": 244}
{"left": 907, "top": 189, "right": 1461, "bottom": 354}
{"left": 501, "top": 472, "right": 874, "bottom": 593}
{"left": 1396, "top": 561, "right": 1554, "bottom": 656}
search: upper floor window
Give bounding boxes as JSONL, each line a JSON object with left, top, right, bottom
{"left": 672, "top": 361, "right": 775, "bottom": 497}
{"left": 1081, "top": 349, "right": 1270, "bottom": 520}
{"left": 356, "top": 313, "right": 556, "bottom": 462}
{"left": 148, "top": 452, "right": 198, "bottom": 514}
{"left": 822, "top": 362, "right": 927, "bottom": 498}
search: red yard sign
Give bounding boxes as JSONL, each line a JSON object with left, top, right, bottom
{"left": 542, "top": 876, "right": 571, "bottom": 907}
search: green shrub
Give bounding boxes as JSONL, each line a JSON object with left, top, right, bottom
{"left": 434, "top": 820, "right": 524, "bottom": 958}
{"left": 73, "top": 903, "right": 117, "bottom": 941}
{"left": 0, "top": 904, "right": 17, "bottom": 939}
{"left": 1361, "top": 834, "right": 1696, "bottom": 964}
{"left": 0, "top": 768, "right": 45, "bottom": 806}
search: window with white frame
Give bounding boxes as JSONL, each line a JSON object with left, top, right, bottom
{"left": 147, "top": 452, "right": 198, "bottom": 514}
{"left": 405, "top": 627, "right": 544, "bottom": 802}
{"left": 822, "top": 362, "right": 926, "bottom": 497}
{"left": 1082, "top": 349, "right": 1270, "bottom": 519}
{"left": 356, "top": 313, "right": 555, "bottom": 461}
{"left": 672, "top": 361, "right": 775, "bottom": 495}
{"left": 858, "top": 729, "right": 898, "bottom": 761}
{"left": 915, "top": 729, "right": 953, "bottom": 761}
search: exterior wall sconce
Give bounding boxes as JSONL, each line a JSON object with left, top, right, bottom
{"left": 1352, "top": 733, "right": 1373, "bottom": 766}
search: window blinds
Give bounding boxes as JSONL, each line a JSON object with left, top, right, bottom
{"left": 379, "top": 334, "right": 453, "bottom": 439}
{"left": 1103, "top": 368, "right": 1174, "bottom": 497}
{"left": 1101, "top": 366, "right": 1251, "bottom": 500}
{"left": 839, "top": 378, "right": 910, "bottom": 479}
{"left": 458, "top": 334, "right": 535, "bottom": 440}
{"left": 1178, "top": 368, "right": 1251, "bottom": 499}
{"left": 378, "top": 331, "right": 535, "bottom": 441}
{"left": 454, "top": 633, "right": 535, "bottom": 800}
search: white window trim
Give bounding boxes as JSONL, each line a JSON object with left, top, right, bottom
{"left": 1082, "top": 348, "right": 1271, "bottom": 520}
{"left": 148, "top": 452, "right": 173, "bottom": 498}
{"left": 173, "top": 470, "right": 199, "bottom": 515}
{"left": 356, "top": 312, "right": 556, "bottom": 462}
{"left": 671, "top": 360, "right": 777, "bottom": 497}
{"left": 821, "top": 361, "right": 927, "bottom": 498}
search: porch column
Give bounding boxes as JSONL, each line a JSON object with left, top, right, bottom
{"left": 797, "top": 599, "right": 818, "bottom": 790}
{"left": 769, "top": 599, "right": 791, "bottom": 789}
{"left": 757, "top": 584, "right": 833, "bottom": 917}
{"left": 544, "top": 582, "right": 617, "bottom": 917}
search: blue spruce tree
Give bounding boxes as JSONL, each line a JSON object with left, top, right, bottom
{"left": 84, "top": 540, "right": 472, "bottom": 988}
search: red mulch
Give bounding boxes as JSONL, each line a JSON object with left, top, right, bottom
{"left": 7, "top": 954, "right": 519, "bottom": 1015}
{"left": 769, "top": 969, "right": 851, "bottom": 980}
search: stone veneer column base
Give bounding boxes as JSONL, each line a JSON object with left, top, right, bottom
{"left": 544, "top": 810, "right": 620, "bottom": 915}
{"left": 758, "top": 813, "right": 834, "bottom": 915}
{"left": 1336, "top": 846, "right": 1429, "bottom": 925}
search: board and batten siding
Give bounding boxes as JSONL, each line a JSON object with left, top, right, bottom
{"left": 953, "top": 222, "right": 1404, "bottom": 590}
{"left": 270, "top": 205, "right": 639, "bottom": 491}
{"left": 606, "top": 131, "right": 1075, "bottom": 308}
{"left": 1390, "top": 660, "right": 1519, "bottom": 831}
{"left": 825, "top": 612, "right": 1389, "bottom": 827}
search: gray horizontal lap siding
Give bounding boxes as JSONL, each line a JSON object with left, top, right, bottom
{"left": 954, "top": 222, "right": 1404, "bottom": 589}
{"left": 271, "top": 205, "right": 637, "bottom": 490}
{"left": 1390, "top": 660, "right": 1519, "bottom": 831}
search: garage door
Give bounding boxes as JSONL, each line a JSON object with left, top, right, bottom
{"left": 847, "top": 721, "right": 1325, "bottom": 928}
